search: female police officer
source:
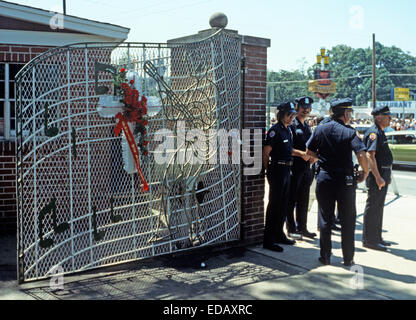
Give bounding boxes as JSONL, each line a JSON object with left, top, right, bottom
{"left": 263, "top": 102, "right": 297, "bottom": 252}
{"left": 306, "top": 98, "right": 369, "bottom": 266}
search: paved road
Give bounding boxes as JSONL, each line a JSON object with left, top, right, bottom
{"left": 391, "top": 168, "right": 416, "bottom": 196}
{"left": 356, "top": 168, "right": 416, "bottom": 197}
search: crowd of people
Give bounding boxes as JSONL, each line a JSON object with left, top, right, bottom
{"left": 271, "top": 116, "right": 416, "bottom": 131}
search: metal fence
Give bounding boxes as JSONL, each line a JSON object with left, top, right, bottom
{"left": 16, "top": 30, "right": 242, "bottom": 282}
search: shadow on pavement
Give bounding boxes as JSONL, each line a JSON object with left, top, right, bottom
{"left": 20, "top": 246, "right": 306, "bottom": 300}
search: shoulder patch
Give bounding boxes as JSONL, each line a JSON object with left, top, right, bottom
{"left": 269, "top": 130, "right": 275, "bottom": 138}
{"left": 369, "top": 132, "right": 377, "bottom": 141}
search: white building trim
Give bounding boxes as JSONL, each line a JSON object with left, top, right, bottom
{"left": 0, "top": 29, "right": 124, "bottom": 46}
{"left": 0, "top": 0, "right": 129, "bottom": 42}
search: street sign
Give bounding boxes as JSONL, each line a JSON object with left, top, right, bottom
{"left": 393, "top": 88, "right": 410, "bottom": 101}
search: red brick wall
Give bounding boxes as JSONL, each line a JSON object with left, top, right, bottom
{"left": 0, "top": 141, "right": 17, "bottom": 234}
{"left": 0, "top": 44, "right": 52, "bottom": 234}
{"left": 0, "top": 44, "right": 51, "bottom": 63}
{"left": 240, "top": 43, "right": 268, "bottom": 245}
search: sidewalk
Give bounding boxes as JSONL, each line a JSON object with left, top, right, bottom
{"left": 1, "top": 189, "right": 415, "bottom": 300}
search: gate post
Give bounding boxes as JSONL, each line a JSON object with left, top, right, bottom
{"left": 240, "top": 36, "right": 270, "bottom": 245}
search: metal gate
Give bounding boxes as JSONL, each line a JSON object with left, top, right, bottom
{"left": 16, "top": 30, "right": 242, "bottom": 283}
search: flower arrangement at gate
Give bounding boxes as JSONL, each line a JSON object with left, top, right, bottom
{"left": 117, "top": 68, "right": 150, "bottom": 156}
{"left": 112, "top": 67, "right": 150, "bottom": 191}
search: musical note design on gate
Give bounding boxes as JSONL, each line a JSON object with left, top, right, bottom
{"left": 92, "top": 206, "right": 106, "bottom": 241}
{"left": 44, "top": 104, "right": 59, "bottom": 137}
{"left": 109, "top": 196, "right": 122, "bottom": 223}
{"left": 38, "top": 198, "right": 69, "bottom": 248}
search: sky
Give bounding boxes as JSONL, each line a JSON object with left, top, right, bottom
{"left": 7, "top": 0, "right": 416, "bottom": 72}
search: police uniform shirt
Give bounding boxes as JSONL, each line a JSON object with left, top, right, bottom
{"left": 265, "top": 122, "right": 293, "bottom": 161}
{"left": 306, "top": 119, "right": 366, "bottom": 174}
{"left": 290, "top": 117, "right": 312, "bottom": 169}
{"left": 364, "top": 124, "right": 393, "bottom": 169}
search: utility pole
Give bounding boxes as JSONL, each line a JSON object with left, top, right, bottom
{"left": 63, "top": 0, "right": 66, "bottom": 15}
{"left": 372, "top": 33, "right": 376, "bottom": 109}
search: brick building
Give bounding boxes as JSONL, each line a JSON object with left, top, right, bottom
{"left": 0, "top": 0, "right": 129, "bottom": 234}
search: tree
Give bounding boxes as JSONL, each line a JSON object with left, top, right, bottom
{"left": 267, "top": 42, "right": 416, "bottom": 105}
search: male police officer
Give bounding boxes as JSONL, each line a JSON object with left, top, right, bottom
{"left": 263, "top": 102, "right": 297, "bottom": 252}
{"left": 362, "top": 105, "right": 393, "bottom": 251}
{"left": 286, "top": 97, "right": 317, "bottom": 239}
{"left": 306, "top": 98, "right": 369, "bottom": 266}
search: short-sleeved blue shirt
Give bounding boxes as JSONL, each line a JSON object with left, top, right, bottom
{"left": 306, "top": 118, "right": 366, "bottom": 175}
{"left": 265, "top": 122, "right": 293, "bottom": 162}
{"left": 363, "top": 124, "right": 393, "bottom": 168}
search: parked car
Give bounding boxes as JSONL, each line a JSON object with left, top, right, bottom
{"left": 385, "top": 130, "right": 416, "bottom": 167}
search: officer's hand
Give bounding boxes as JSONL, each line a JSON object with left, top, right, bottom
{"left": 301, "top": 152, "right": 311, "bottom": 162}
{"left": 356, "top": 170, "right": 368, "bottom": 184}
{"left": 376, "top": 176, "right": 386, "bottom": 190}
{"left": 309, "top": 157, "right": 318, "bottom": 165}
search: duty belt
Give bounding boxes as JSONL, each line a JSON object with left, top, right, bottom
{"left": 275, "top": 160, "right": 293, "bottom": 166}
{"left": 380, "top": 165, "right": 392, "bottom": 169}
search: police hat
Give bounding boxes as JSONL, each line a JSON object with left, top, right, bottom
{"left": 330, "top": 98, "right": 353, "bottom": 112}
{"left": 371, "top": 105, "right": 391, "bottom": 116}
{"left": 277, "top": 101, "right": 297, "bottom": 114}
{"left": 295, "top": 96, "right": 314, "bottom": 107}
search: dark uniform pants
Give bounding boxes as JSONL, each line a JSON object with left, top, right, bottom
{"left": 287, "top": 166, "right": 313, "bottom": 233}
{"left": 264, "top": 164, "right": 291, "bottom": 244}
{"left": 315, "top": 170, "right": 357, "bottom": 262}
{"left": 363, "top": 170, "right": 390, "bottom": 244}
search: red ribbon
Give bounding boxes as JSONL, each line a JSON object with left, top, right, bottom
{"left": 114, "top": 112, "right": 149, "bottom": 192}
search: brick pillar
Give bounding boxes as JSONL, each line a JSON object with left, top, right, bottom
{"left": 240, "top": 36, "right": 270, "bottom": 245}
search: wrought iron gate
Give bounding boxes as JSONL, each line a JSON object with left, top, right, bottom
{"left": 16, "top": 30, "right": 242, "bottom": 283}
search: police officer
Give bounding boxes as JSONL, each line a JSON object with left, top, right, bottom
{"left": 263, "top": 101, "right": 297, "bottom": 252}
{"left": 306, "top": 98, "right": 369, "bottom": 266}
{"left": 362, "top": 105, "right": 393, "bottom": 251}
{"left": 286, "top": 96, "right": 317, "bottom": 239}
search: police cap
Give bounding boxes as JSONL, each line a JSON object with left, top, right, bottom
{"left": 295, "top": 96, "right": 314, "bottom": 108}
{"left": 330, "top": 98, "right": 353, "bottom": 112}
{"left": 371, "top": 105, "right": 391, "bottom": 116}
{"left": 277, "top": 101, "right": 297, "bottom": 114}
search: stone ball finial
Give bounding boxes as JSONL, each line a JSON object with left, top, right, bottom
{"left": 209, "top": 12, "right": 228, "bottom": 28}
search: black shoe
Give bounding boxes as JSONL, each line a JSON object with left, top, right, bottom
{"left": 318, "top": 257, "right": 330, "bottom": 265}
{"left": 276, "top": 238, "right": 296, "bottom": 245}
{"left": 363, "top": 242, "right": 387, "bottom": 251}
{"left": 300, "top": 230, "right": 317, "bottom": 239}
{"left": 263, "top": 242, "right": 284, "bottom": 252}
{"left": 343, "top": 259, "right": 355, "bottom": 266}
{"left": 380, "top": 240, "right": 392, "bottom": 247}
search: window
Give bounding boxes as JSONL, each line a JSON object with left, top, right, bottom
{"left": 394, "top": 134, "right": 416, "bottom": 145}
{"left": 0, "top": 62, "right": 24, "bottom": 140}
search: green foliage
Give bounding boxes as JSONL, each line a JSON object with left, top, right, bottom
{"left": 268, "top": 42, "right": 416, "bottom": 105}
{"left": 267, "top": 69, "right": 310, "bottom": 104}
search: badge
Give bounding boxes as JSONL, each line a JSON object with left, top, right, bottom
{"left": 369, "top": 133, "right": 377, "bottom": 141}
{"left": 296, "top": 129, "right": 303, "bottom": 135}
{"left": 269, "top": 130, "right": 275, "bottom": 138}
